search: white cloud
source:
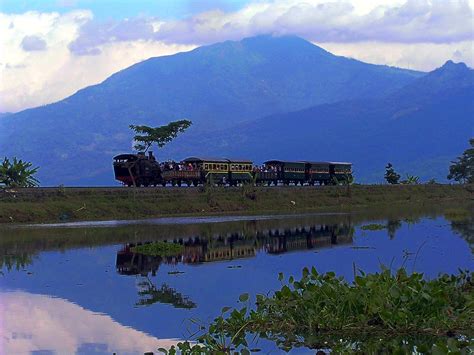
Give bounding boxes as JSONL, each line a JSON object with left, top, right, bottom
{"left": 0, "top": 0, "right": 473, "bottom": 112}
{"left": 0, "top": 11, "right": 195, "bottom": 112}
{"left": 151, "top": 0, "right": 473, "bottom": 44}
{"left": 317, "top": 40, "right": 474, "bottom": 71}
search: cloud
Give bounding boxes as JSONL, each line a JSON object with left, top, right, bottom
{"left": 0, "top": 10, "right": 195, "bottom": 112}
{"left": 316, "top": 40, "right": 474, "bottom": 72}
{"left": 68, "top": 17, "right": 156, "bottom": 55}
{"left": 64, "top": 0, "right": 473, "bottom": 57}
{"left": 149, "top": 0, "right": 474, "bottom": 45}
{"left": 21, "top": 35, "right": 47, "bottom": 51}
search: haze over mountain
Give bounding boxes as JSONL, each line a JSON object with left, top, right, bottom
{"left": 1, "top": 35, "right": 471, "bottom": 185}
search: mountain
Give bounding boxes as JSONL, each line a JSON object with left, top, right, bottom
{"left": 0, "top": 35, "right": 424, "bottom": 185}
{"left": 192, "top": 61, "right": 474, "bottom": 182}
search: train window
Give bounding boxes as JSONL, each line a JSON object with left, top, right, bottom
{"left": 204, "top": 164, "right": 209, "bottom": 170}
{"left": 238, "top": 165, "right": 242, "bottom": 170}
{"left": 212, "top": 164, "right": 216, "bottom": 170}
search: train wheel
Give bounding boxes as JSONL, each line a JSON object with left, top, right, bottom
{"left": 193, "top": 180, "right": 198, "bottom": 187}
{"left": 177, "top": 180, "right": 182, "bottom": 187}
{"left": 171, "top": 180, "right": 177, "bottom": 187}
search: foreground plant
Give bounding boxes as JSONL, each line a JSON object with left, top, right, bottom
{"left": 0, "top": 157, "right": 39, "bottom": 187}
{"left": 161, "top": 267, "right": 473, "bottom": 353}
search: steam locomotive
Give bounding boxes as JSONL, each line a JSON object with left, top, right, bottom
{"left": 113, "top": 152, "right": 352, "bottom": 187}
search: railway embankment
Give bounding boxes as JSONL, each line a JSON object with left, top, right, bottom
{"left": 0, "top": 184, "right": 472, "bottom": 224}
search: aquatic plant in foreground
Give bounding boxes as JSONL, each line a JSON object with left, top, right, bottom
{"left": 160, "top": 267, "right": 473, "bottom": 353}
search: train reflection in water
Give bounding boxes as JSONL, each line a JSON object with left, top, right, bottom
{"left": 116, "top": 223, "right": 354, "bottom": 276}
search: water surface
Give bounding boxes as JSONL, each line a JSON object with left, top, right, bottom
{"left": 1, "top": 207, "right": 472, "bottom": 354}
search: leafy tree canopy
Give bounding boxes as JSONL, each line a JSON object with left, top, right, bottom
{"left": 0, "top": 157, "right": 39, "bottom": 188}
{"left": 129, "top": 120, "right": 192, "bottom": 152}
{"left": 384, "top": 163, "right": 400, "bottom": 184}
{"left": 448, "top": 138, "right": 474, "bottom": 184}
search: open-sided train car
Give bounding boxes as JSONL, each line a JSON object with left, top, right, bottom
{"left": 162, "top": 157, "right": 253, "bottom": 186}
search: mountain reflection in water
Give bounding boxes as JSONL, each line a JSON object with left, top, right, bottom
{"left": 116, "top": 223, "right": 353, "bottom": 277}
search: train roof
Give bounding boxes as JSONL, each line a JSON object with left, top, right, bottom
{"left": 183, "top": 157, "right": 228, "bottom": 163}
{"left": 264, "top": 160, "right": 305, "bottom": 165}
{"left": 183, "top": 157, "right": 253, "bottom": 164}
{"left": 265, "top": 160, "right": 352, "bottom": 166}
{"left": 304, "top": 161, "right": 352, "bottom": 166}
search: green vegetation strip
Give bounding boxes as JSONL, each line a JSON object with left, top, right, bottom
{"left": 0, "top": 184, "right": 472, "bottom": 224}
{"left": 162, "top": 267, "right": 473, "bottom": 353}
{"left": 130, "top": 242, "right": 184, "bottom": 256}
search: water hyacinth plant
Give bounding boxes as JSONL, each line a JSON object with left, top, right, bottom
{"left": 160, "top": 267, "right": 473, "bottom": 353}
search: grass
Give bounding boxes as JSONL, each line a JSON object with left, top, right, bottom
{"left": 0, "top": 184, "right": 472, "bottom": 224}
{"left": 130, "top": 242, "right": 184, "bottom": 257}
{"left": 163, "top": 267, "right": 474, "bottom": 353}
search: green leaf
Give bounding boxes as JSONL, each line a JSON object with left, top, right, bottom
{"left": 239, "top": 293, "right": 249, "bottom": 302}
{"left": 390, "top": 287, "right": 400, "bottom": 298}
{"left": 221, "top": 306, "right": 232, "bottom": 313}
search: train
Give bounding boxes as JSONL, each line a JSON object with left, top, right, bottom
{"left": 113, "top": 152, "right": 352, "bottom": 187}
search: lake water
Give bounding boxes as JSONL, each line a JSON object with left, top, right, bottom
{"left": 1, "top": 206, "right": 472, "bottom": 354}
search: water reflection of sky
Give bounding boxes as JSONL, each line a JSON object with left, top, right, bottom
{"left": 0, "top": 214, "right": 472, "bottom": 354}
{"left": 0, "top": 291, "right": 178, "bottom": 354}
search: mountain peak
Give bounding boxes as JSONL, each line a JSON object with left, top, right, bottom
{"left": 427, "top": 60, "right": 473, "bottom": 84}
{"left": 441, "top": 59, "right": 467, "bottom": 69}
{"left": 198, "top": 34, "right": 330, "bottom": 57}
{"left": 438, "top": 60, "right": 469, "bottom": 73}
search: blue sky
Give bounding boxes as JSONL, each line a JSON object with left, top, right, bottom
{"left": 0, "top": 0, "right": 253, "bottom": 20}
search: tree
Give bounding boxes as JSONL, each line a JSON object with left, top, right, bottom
{"left": 448, "top": 138, "right": 474, "bottom": 184}
{"left": 129, "top": 119, "right": 192, "bottom": 152}
{"left": 384, "top": 163, "right": 400, "bottom": 184}
{"left": 0, "top": 157, "right": 39, "bottom": 187}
